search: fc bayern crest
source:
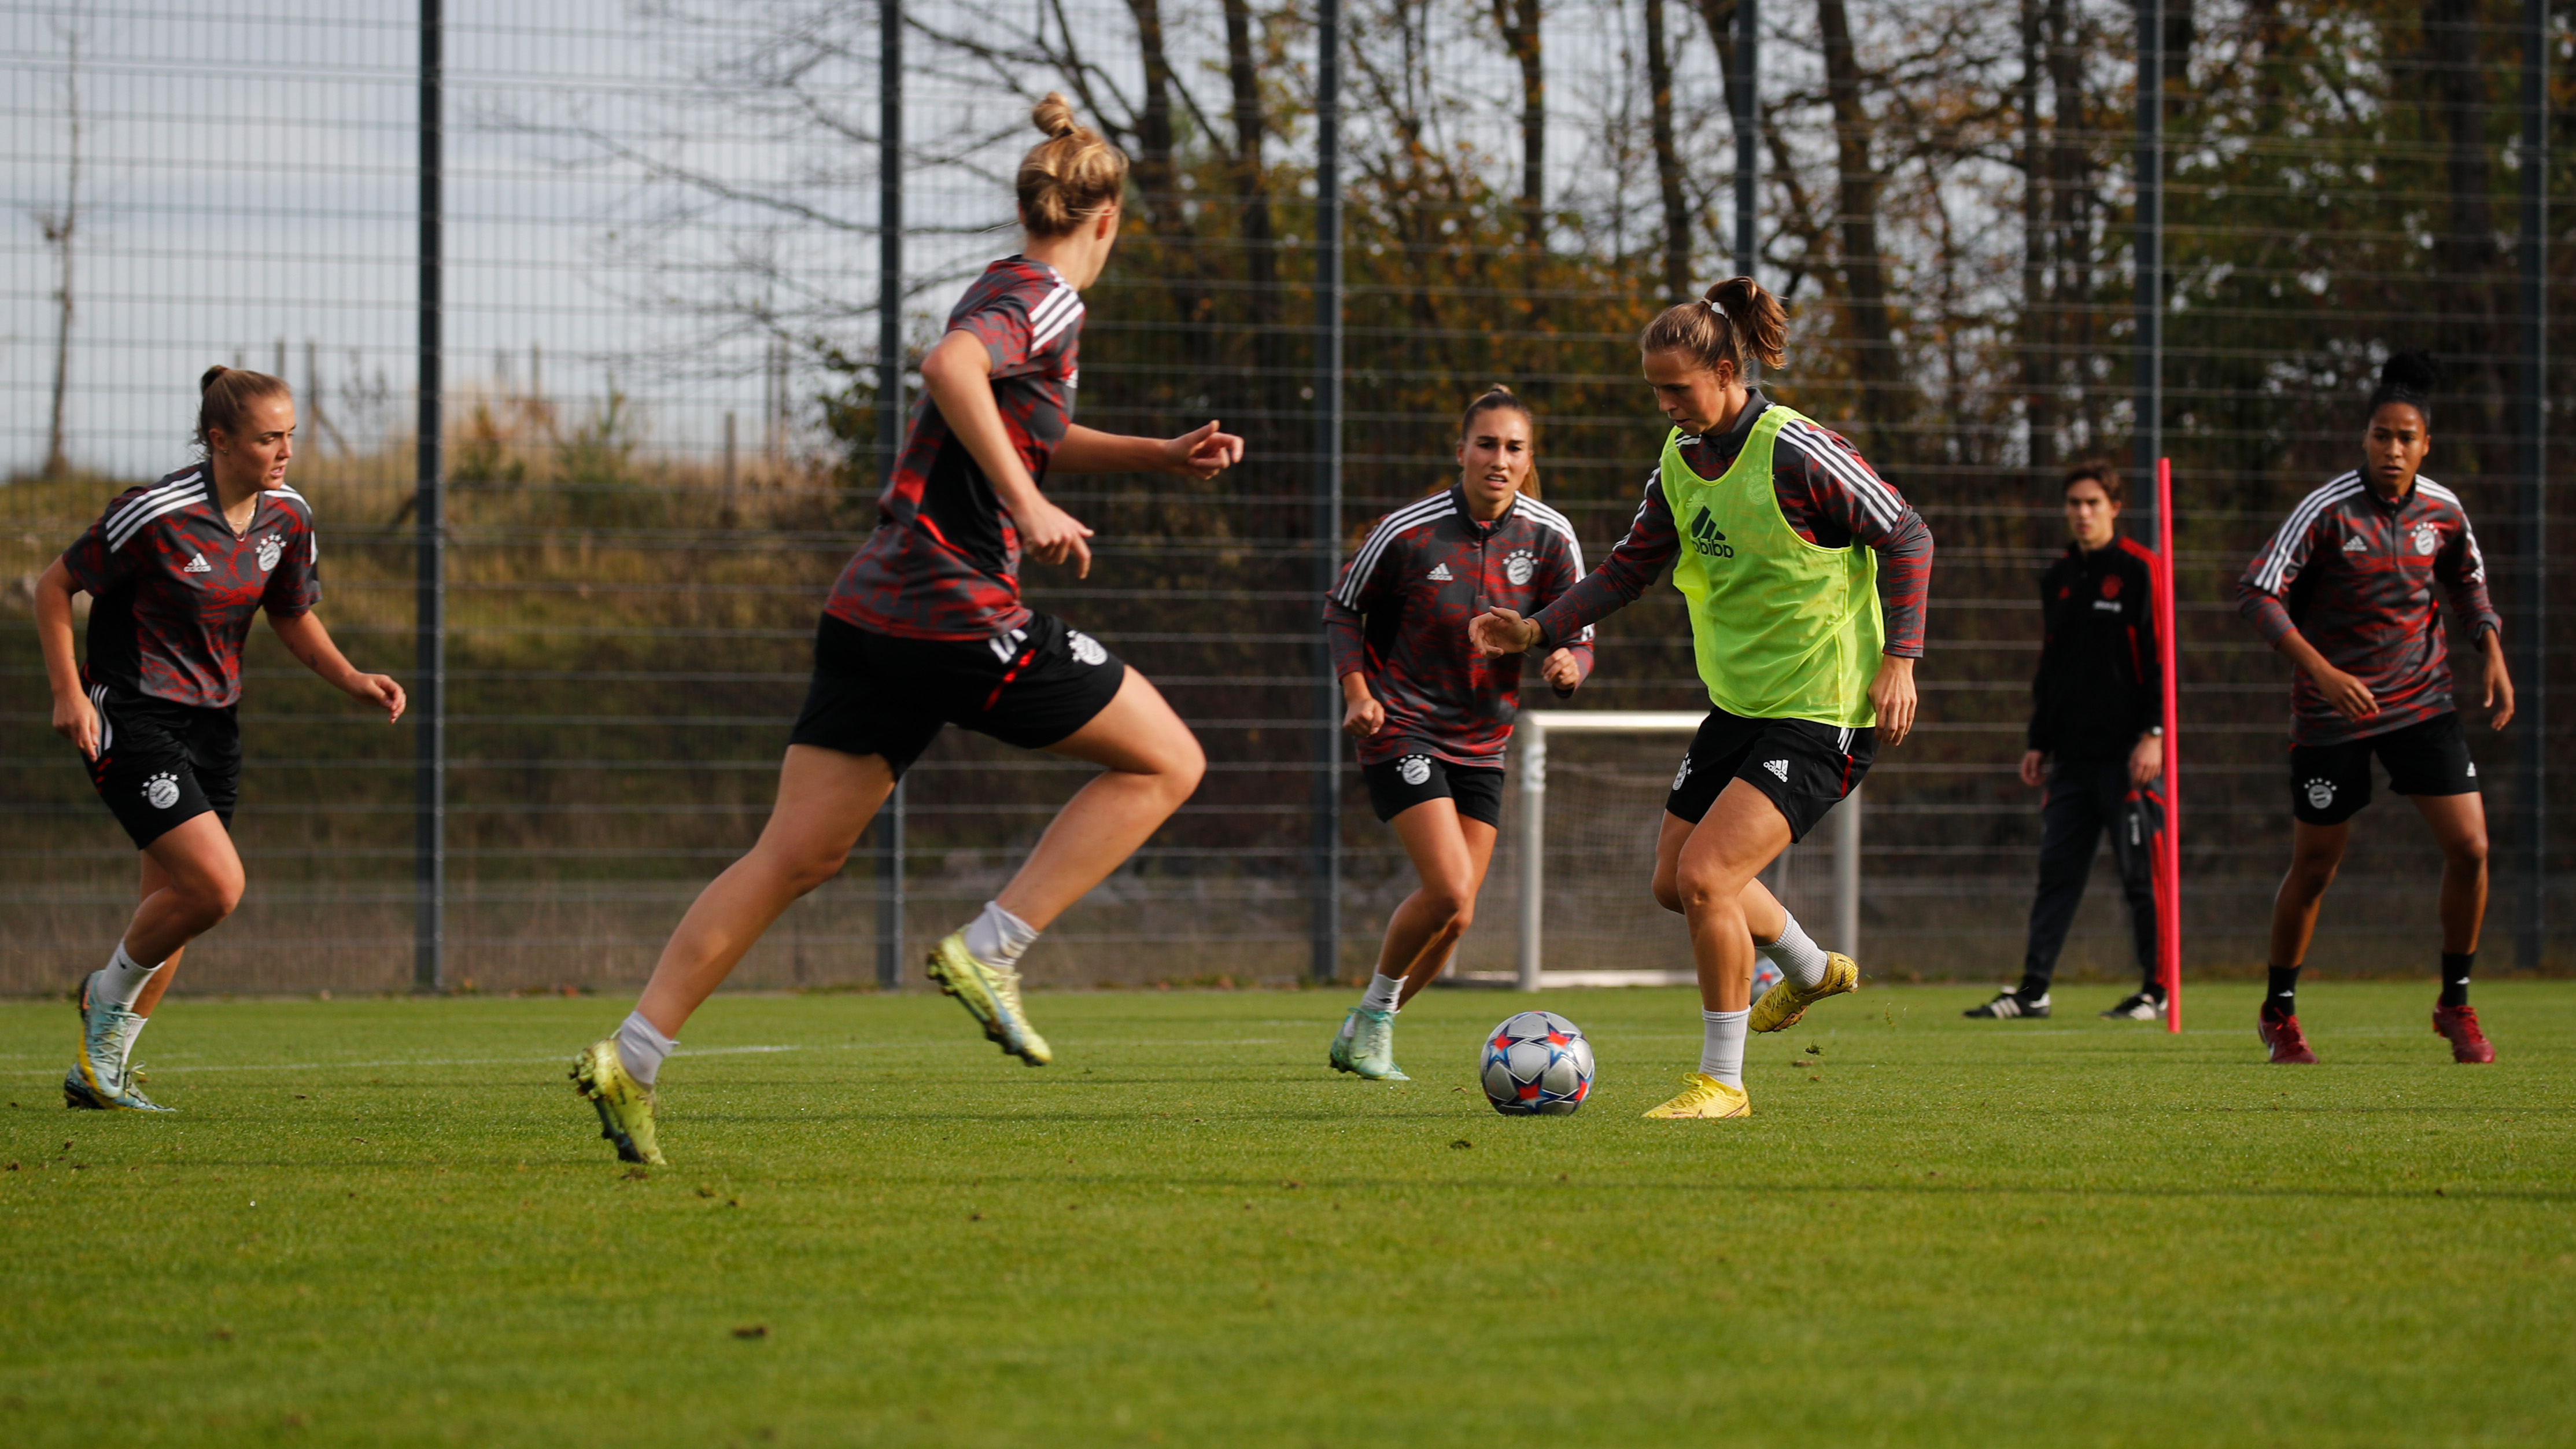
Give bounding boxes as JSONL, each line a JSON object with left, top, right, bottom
{"left": 143, "top": 772, "right": 181, "bottom": 810}
{"left": 256, "top": 533, "right": 283, "bottom": 572}
{"left": 2411, "top": 522, "right": 2440, "bottom": 556}
{"left": 1067, "top": 630, "right": 1108, "bottom": 666}
{"left": 2304, "top": 779, "right": 2335, "bottom": 810}
{"left": 1504, "top": 548, "right": 1536, "bottom": 585}
{"left": 1399, "top": 755, "right": 1432, "bottom": 786}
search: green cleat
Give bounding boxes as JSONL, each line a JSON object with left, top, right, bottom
{"left": 1335, "top": 1005, "right": 1408, "bottom": 1082}
{"left": 571, "top": 1038, "right": 666, "bottom": 1166}
{"left": 64, "top": 973, "right": 170, "bottom": 1112}
{"left": 926, "top": 931, "right": 1052, "bottom": 1067}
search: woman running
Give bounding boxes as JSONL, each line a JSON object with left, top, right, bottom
{"left": 2237, "top": 350, "right": 2509, "bottom": 1065}
{"left": 571, "top": 94, "right": 1242, "bottom": 1165}
{"left": 36, "top": 366, "right": 406, "bottom": 1111}
{"left": 1322, "top": 386, "right": 1595, "bottom": 1081}
{"left": 1470, "top": 278, "right": 1931, "bottom": 1120}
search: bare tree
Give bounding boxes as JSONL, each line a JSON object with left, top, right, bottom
{"left": 1490, "top": 0, "right": 1545, "bottom": 244}
{"left": 1643, "top": 0, "right": 1691, "bottom": 300}
{"left": 1220, "top": 0, "right": 1278, "bottom": 336}
{"left": 34, "top": 4, "right": 89, "bottom": 479}
{"left": 1815, "top": 0, "right": 1900, "bottom": 459}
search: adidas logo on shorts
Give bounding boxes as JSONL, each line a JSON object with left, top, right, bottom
{"left": 1763, "top": 759, "right": 1790, "bottom": 782}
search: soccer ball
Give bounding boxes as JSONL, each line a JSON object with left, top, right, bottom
{"left": 1480, "top": 1010, "right": 1595, "bottom": 1116}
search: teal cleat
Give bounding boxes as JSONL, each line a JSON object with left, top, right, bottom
{"left": 1332, "top": 1005, "right": 1408, "bottom": 1082}
{"left": 65, "top": 973, "right": 171, "bottom": 1112}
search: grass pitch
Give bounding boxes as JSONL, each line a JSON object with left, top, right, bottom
{"left": 2, "top": 981, "right": 2571, "bottom": 1448}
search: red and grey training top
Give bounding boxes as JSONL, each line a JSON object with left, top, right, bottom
{"left": 1324, "top": 484, "right": 1596, "bottom": 769}
{"left": 828, "top": 255, "right": 1084, "bottom": 641}
{"left": 2237, "top": 470, "right": 2501, "bottom": 746}
{"left": 1526, "top": 390, "right": 1931, "bottom": 658}
{"left": 60, "top": 465, "right": 322, "bottom": 709}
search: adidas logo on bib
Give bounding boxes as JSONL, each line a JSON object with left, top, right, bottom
{"left": 183, "top": 552, "right": 211, "bottom": 573}
{"left": 1763, "top": 759, "right": 1790, "bottom": 782}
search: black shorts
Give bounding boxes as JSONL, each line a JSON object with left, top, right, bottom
{"left": 1664, "top": 705, "right": 1874, "bottom": 843}
{"left": 83, "top": 686, "right": 239, "bottom": 849}
{"left": 2290, "top": 710, "right": 2477, "bottom": 826}
{"left": 790, "top": 613, "right": 1128, "bottom": 776}
{"left": 1362, "top": 749, "right": 1505, "bottom": 828}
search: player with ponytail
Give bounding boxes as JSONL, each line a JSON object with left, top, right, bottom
{"left": 35, "top": 366, "right": 405, "bottom": 1110}
{"left": 1471, "top": 277, "right": 1933, "bottom": 1120}
{"left": 1322, "top": 386, "right": 1594, "bottom": 1081}
{"left": 2236, "top": 349, "right": 2511, "bottom": 1065}
{"left": 572, "top": 95, "right": 1245, "bottom": 1164}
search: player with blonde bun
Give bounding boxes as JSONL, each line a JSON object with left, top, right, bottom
{"left": 1472, "top": 277, "right": 1933, "bottom": 1120}
{"left": 36, "top": 366, "right": 405, "bottom": 1111}
{"left": 571, "top": 94, "right": 1245, "bottom": 1164}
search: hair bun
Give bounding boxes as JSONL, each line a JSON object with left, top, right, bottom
{"left": 1031, "top": 92, "right": 1080, "bottom": 141}
{"left": 2379, "top": 348, "right": 2440, "bottom": 394}
{"left": 200, "top": 364, "right": 230, "bottom": 393}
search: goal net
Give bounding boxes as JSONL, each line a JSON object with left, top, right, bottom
{"left": 1448, "top": 711, "right": 1855, "bottom": 989}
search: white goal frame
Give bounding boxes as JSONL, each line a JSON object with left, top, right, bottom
{"left": 1502, "top": 710, "right": 1863, "bottom": 991}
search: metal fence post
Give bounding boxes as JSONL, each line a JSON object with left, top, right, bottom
{"left": 2517, "top": 0, "right": 2550, "bottom": 969}
{"left": 1515, "top": 718, "right": 1547, "bottom": 991}
{"left": 1730, "top": 0, "right": 1757, "bottom": 282}
{"left": 2132, "top": 0, "right": 2162, "bottom": 545}
{"left": 1311, "top": 0, "right": 1344, "bottom": 985}
{"left": 414, "top": 0, "right": 445, "bottom": 994}
{"left": 875, "top": 0, "right": 906, "bottom": 990}
{"left": 1833, "top": 783, "right": 1861, "bottom": 958}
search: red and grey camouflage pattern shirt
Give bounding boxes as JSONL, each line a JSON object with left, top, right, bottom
{"left": 1527, "top": 392, "right": 1931, "bottom": 660}
{"left": 2237, "top": 471, "right": 2501, "bottom": 746}
{"left": 827, "top": 256, "right": 1084, "bottom": 640}
{"left": 1324, "top": 485, "right": 1596, "bottom": 769}
{"left": 60, "top": 464, "right": 322, "bottom": 708}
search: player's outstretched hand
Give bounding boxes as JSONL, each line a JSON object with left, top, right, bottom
{"left": 1470, "top": 606, "right": 1540, "bottom": 658}
{"left": 53, "top": 690, "right": 99, "bottom": 761}
{"left": 2018, "top": 749, "right": 2047, "bottom": 788}
{"left": 349, "top": 673, "right": 407, "bottom": 724}
{"left": 1541, "top": 648, "right": 1582, "bottom": 695}
{"left": 1871, "top": 654, "right": 1918, "bottom": 747}
{"left": 1017, "top": 496, "right": 1097, "bottom": 578}
{"left": 1167, "top": 421, "right": 1245, "bottom": 480}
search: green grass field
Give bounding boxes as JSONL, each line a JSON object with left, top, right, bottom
{"left": 2, "top": 981, "right": 2571, "bottom": 1447}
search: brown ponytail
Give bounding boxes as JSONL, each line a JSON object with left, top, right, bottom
{"left": 197, "top": 364, "right": 291, "bottom": 451}
{"left": 1017, "top": 93, "right": 1129, "bottom": 238}
{"left": 1638, "top": 275, "right": 1788, "bottom": 378}
{"left": 1434, "top": 384, "right": 1542, "bottom": 500}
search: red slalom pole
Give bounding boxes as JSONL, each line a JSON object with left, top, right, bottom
{"left": 2155, "top": 458, "right": 2182, "bottom": 1033}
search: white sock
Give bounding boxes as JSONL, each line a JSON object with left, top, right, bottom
{"left": 1757, "top": 911, "right": 1829, "bottom": 990}
{"left": 615, "top": 1011, "right": 678, "bottom": 1087}
{"left": 962, "top": 900, "right": 1039, "bottom": 968}
{"left": 1359, "top": 972, "right": 1405, "bottom": 1013}
{"left": 93, "top": 942, "right": 163, "bottom": 1012}
{"left": 1699, "top": 1008, "right": 1750, "bottom": 1087}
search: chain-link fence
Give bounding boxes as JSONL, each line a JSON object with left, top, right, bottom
{"left": 4, "top": 0, "right": 2570, "bottom": 997}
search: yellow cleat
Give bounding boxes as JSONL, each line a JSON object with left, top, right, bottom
{"left": 571, "top": 1038, "right": 667, "bottom": 1166}
{"left": 1750, "top": 951, "right": 1859, "bottom": 1033}
{"left": 926, "top": 931, "right": 1052, "bottom": 1067}
{"left": 1641, "top": 1072, "right": 1752, "bottom": 1119}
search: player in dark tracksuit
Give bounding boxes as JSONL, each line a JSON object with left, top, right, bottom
{"left": 35, "top": 366, "right": 407, "bottom": 1112}
{"left": 2236, "top": 351, "right": 2511, "bottom": 1065}
{"left": 1319, "top": 387, "right": 1595, "bottom": 1081}
{"left": 1968, "top": 461, "right": 2167, "bottom": 1022}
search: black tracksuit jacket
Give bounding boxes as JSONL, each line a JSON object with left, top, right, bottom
{"left": 2029, "top": 536, "right": 2162, "bottom": 761}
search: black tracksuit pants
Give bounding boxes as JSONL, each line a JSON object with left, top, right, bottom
{"left": 2021, "top": 755, "right": 2163, "bottom": 994}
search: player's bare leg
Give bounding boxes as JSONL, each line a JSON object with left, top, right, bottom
{"left": 1330, "top": 802, "right": 1495, "bottom": 1081}
{"left": 633, "top": 745, "right": 894, "bottom": 1037}
{"left": 2258, "top": 819, "right": 2348, "bottom": 1064}
{"left": 2413, "top": 791, "right": 2495, "bottom": 1061}
{"left": 1644, "top": 782, "right": 1787, "bottom": 1118}
{"left": 1652, "top": 809, "right": 1850, "bottom": 1033}
{"left": 71, "top": 814, "right": 239, "bottom": 1111}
